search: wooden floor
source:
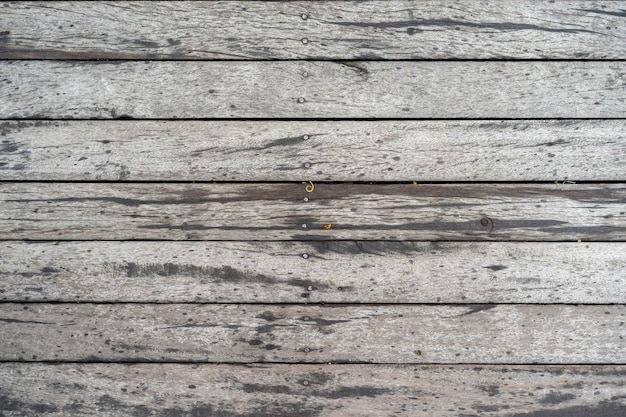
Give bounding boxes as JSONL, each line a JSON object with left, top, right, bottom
{"left": 1, "top": 1, "right": 625, "bottom": 416}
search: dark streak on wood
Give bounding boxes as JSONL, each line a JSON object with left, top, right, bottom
{"left": 324, "top": 18, "right": 598, "bottom": 34}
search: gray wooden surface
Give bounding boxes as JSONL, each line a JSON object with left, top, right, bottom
{"left": 2, "top": 182, "right": 624, "bottom": 241}
{"left": 2, "top": 1, "right": 625, "bottom": 415}
{"left": 2, "top": 61, "right": 625, "bottom": 119}
{"left": 2, "top": 1, "right": 625, "bottom": 59}
{"left": 1, "top": 363, "right": 625, "bottom": 417}
{"left": 1, "top": 303, "right": 624, "bottom": 363}
{"left": 2, "top": 120, "right": 624, "bottom": 181}
{"left": 1, "top": 241, "right": 624, "bottom": 304}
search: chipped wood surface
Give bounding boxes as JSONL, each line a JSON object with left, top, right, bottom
{"left": 1, "top": 303, "right": 624, "bottom": 363}
{"left": 1, "top": 241, "right": 624, "bottom": 304}
{"left": 1, "top": 120, "right": 625, "bottom": 181}
{"left": 2, "top": 61, "right": 625, "bottom": 119}
{"left": 1, "top": 182, "right": 624, "bottom": 241}
{"left": 1, "top": 363, "right": 625, "bottom": 417}
{"left": 2, "top": 1, "right": 625, "bottom": 60}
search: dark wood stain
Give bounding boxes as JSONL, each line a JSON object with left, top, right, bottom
{"left": 510, "top": 403, "right": 626, "bottom": 417}
{"left": 323, "top": 18, "right": 598, "bottom": 34}
{"left": 0, "top": 394, "right": 58, "bottom": 414}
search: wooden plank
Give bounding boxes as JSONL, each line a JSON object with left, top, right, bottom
{"left": 1, "top": 364, "right": 625, "bottom": 417}
{"left": 2, "top": 120, "right": 625, "bottom": 181}
{"left": 1, "top": 1, "right": 625, "bottom": 60}
{"left": 1, "top": 303, "right": 623, "bottom": 363}
{"left": 2, "top": 61, "right": 624, "bottom": 119}
{"left": 1, "top": 241, "right": 624, "bottom": 304}
{"left": 1, "top": 183, "right": 624, "bottom": 241}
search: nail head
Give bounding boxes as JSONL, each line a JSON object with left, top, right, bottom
{"left": 304, "top": 347, "right": 310, "bottom": 353}
{"left": 303, "top": 316, "right": 310, "bottom": 321}
{"left": 301, "top": 38, "right": 309, "bottom": 44}
{"left": 303, "top": 380, "right": 309, "bottom": 386}
{"left": 303, "top": 134, "right": 309, "bottom": 140}
{"left": 302, "top": 253, "right": 309, "bottom": 259}
{"left": 301, "top": 13, "right": 308, "bottom": 20}
{"left": 304, "top": 162, "right": 311, "bottom": 168}
{"left": 303, "top": 197, "right": 309, "bottom": 202}
{"left": 301, "top": 223, "right": 307, "bottom": 229}
{"left": 307, "top": 285, "right": 313, "bottom": 291}
{"left": 298, "top": 97, "right": 306, "bottom": 103}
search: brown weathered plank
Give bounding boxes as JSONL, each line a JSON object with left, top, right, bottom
{"left": 1, "top": 241, "right": 624, "bottom": 304}
{"left": 1, "top": 183, "right": 624, "bottom": 241}
{"left": 1, "top": 363, "right": 625, "bottom": 417}
{"left": 1, "top": 1, "right": 625, "bottom": 59}
{"left": 1, "top": 120, "right": 624, "bottom": 181}
{"left": 2, "top": 61, "right": 624, "bottom": 119}
{"left": 1, "top": 303, "right": 623, "bottom": 363}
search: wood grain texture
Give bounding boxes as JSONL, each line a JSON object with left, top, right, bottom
{"left": 2, "top": 61, "right": 625, "bottom": 119}
{"left": 1, "top": 241, "right": 624, "bottom": 304}
{"left": 1, "top": 1, "right": 625, "bottom": 59}
{"left": 1, "top": 364, "right": 625, "bottom": 417}
{"left": 2, "top": 120, "right": 625, "bottom": 181}
{"left": 1, "top": 303, "right": 624, "bottom": 363}
{"left": 1, "top": 183, "right": 625, "bottom": 241}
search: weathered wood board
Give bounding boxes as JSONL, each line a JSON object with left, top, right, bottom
{"left": 1, "top": 183, "right": 624, "bottom": 241}
{"left": 2, "top": 1, "right": 625, "bottom": 59}
{"left": 1, "top": 363, "right": 625, "bottom": 417}
{"left": 1, "top": 120, "right": 624, "bottom": 181}
{"left": 2, "top": 61, "right": 624, "bottom": 119}
{"left": 1, "top": 241, "right": 624, "bottom": 304}
{"left": 1, "top": 303, "right": 624, "bottom": 363}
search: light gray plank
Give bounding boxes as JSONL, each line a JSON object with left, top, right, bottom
{"left": 1, "top": 241, "right": 624, "bottom": 304}
{"left": 1, "top": 120, "right": 624, "bottom": 181}
{"left": 1, "top": 364, "right": 625, "bottom": 417}
{"left": 1, "top": 1, "right": 625, "bottom": 59}
{"left": 1, "top": 303, "right": 623, "bottom": 363}
{"left": 1, "top": 183, "right": 624, "bottom": 241}
{"left": 1, "top": 61, "right": 624, "bottom": 119}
